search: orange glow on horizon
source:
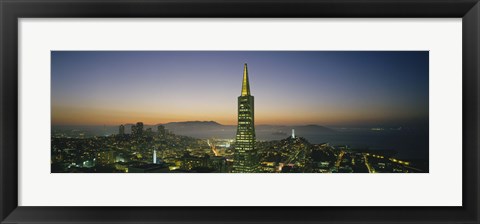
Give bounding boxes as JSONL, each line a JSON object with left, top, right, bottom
{"left": 52, "top": 105, "right": 424, "bottom": 126}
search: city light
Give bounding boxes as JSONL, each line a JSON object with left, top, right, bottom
{"left": 51, "top": 56, "right": 429, "bottom": 173}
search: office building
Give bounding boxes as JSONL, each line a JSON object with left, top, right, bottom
{"left": 233, "top": 63, "right": 258, "bottom": 173}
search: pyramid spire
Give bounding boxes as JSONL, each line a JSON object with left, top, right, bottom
{"left": 241, "top": 63, "right": 251, "bottom": 96}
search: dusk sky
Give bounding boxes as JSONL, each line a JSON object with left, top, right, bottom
{"left": 51, "top": 51, "right": 428, "bottom": 126}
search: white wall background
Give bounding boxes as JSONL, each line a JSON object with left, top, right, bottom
{"left": 18, "top": 18, "right": 462, "bottom": 206}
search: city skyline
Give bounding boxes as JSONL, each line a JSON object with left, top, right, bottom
{"left": 52, "top": 53, "right": 429, "bottom": 173}
{"left": 51, "top": 51, "right": 428, "bottom": 127}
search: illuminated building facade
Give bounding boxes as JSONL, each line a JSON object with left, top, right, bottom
{"left": 132, "top": 122, "right": 144, "bottom": 137}
{"left": 96, "top": 150, "right": 115, "bottom": 165}
{"left": 157, "top": 125, "right": 166, "bottom": 136}
{"left": 233, "top": 64, "right": 258, "bottom": 173}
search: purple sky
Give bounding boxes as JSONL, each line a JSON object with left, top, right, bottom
{"left": 51, "top": 51, "right": 428, "bottom": 126}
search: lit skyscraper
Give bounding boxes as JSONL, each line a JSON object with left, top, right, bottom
{"left": 233, "top": 64, "right": 258, "bottom": 173}
{"left": 131, "top": 125, "right": 136, "bottom": 136}
{"left": 132, "top": 122, "right": 144, "bottom": 137}
{"left": 119, "top": 124, "right": 125, "bottom": 136}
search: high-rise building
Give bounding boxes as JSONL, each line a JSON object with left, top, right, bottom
{"left": 157, "top": 125, "right": 166, "bottom": 138}
{"left": 233, "top": 63, "right": 258, "bottom": 173}
{"left": 119, "top": 124, "right": 125, "bottom": 136}
{"left": 131, "top": 122, "right": 144, "bottom": 137}
{"left": 136, "top": 122, "right": 144, "bottom": 136}
{"left": 131, "top": 125, "right": 137, "bottom": 136}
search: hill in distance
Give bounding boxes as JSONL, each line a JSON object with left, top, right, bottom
{"left": 52, "top": 121, "right": 335, "bottom": 140}
{"left": 157, "top": 121, "right": 335, "bottom": 140}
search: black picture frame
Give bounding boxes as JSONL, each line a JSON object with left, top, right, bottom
{"left": 1, "top": 0, "right": 479, "bottom": 223}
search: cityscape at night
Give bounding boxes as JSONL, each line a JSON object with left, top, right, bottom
{"left": 51, "top": 51, "right": 429, "bottom": 173}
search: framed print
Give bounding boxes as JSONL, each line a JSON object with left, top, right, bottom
{"left": 1, "top": 0, "right": 479, "bottom": 223}
{"left": 48, "top": 51, "right": 430, "bottom": 174}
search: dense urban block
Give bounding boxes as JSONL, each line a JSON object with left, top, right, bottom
{"left": 51, "top": 63, "right": 428, "bottom": 173}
